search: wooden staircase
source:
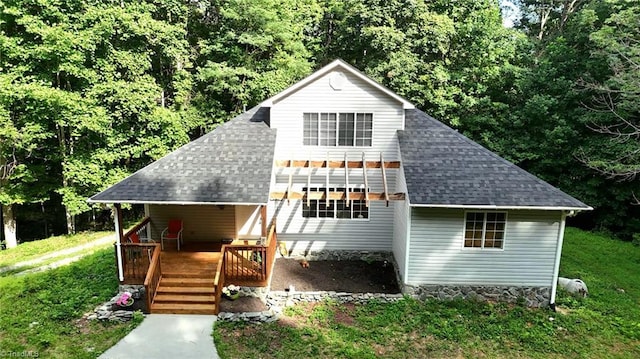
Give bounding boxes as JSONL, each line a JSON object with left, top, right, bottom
{"left": 150, "top": 251, "right": 220, "bottom": 314}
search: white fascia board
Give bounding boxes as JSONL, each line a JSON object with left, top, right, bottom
{"left": 409, "top": 203, "right": 593, "bottom": 211}
{"left": 261, "top": 59, "right": 415, "bottom": 110}
{"left": 86, "top": 199, "right": 268, "bottom": 206}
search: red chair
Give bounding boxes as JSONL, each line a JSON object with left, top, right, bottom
{"left": 161, "top": 219, "right": 184, "bottom": 251}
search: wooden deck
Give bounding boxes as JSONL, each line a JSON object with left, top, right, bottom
{"left": 151, "top": 244, "right": 222, "bottom": 314}
{"left": 119, "top": 217, "right": 278, "bottom": 315}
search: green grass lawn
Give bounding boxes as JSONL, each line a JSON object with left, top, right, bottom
{"left": 0, "top": 231, "right": 113, "bottom": 269}
{"left": 0, "top": 248, "right": 141, "bottom": 358}
{"left": 214, "top": 228, "right": 640, "bottom": 358}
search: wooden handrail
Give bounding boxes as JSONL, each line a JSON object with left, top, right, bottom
{"left": 213, "top": 245, "right": 227, "bottom": 315}
{"left": 143, "top": 244, "right": 162, "bottom": 314}
{"left": 123, "top": 216, "right": 151, "bottom": 239}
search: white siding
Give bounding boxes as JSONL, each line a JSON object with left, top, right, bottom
{"left": 270, "top": 70, "right": 404, "bottom": 160}
{"left": 148, "top": 205, "right": 235, "bottom": 242}
{"left": 392, "top": 165, "right": 409, "bottom": 282}
{"left": 407, "top": 208, "right": 562, "bottom": 287}
{"left": 272, "top": 200, "right": 394, "bottom": 253}
{"left": 235, "top": 205, "right": 262, "bottom": 239}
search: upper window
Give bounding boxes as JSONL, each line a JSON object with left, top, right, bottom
{"left": 464, "top": 212, "right": 506, "bottom": 249}
{"left": 303, "top": 112, "right": 372, "bottom": 146}
{"left": 302, "top": 187, "right": 368, "bottom": 219}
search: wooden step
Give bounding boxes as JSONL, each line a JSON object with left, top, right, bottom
{"left": 154, "top": 294, "right": 215, "bottom": 303}
{"left": 160, "top": 277, "right": 215, "bottom": 287}
{"left": 162, "top": 272, "right": 215, "bottom": 279}
{"left": 157, "top": 286, "right": 215, "bottom": 294}
{"left": 151, "top": 303, "right": 216, "bottom": 314}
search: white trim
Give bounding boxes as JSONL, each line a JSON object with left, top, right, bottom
{"left": 261, "top": 59, "right": 415, "bottom": 110}
{"left": 114, "top": 211, "right": 124, "bottom": 282}
{"left": 410, "top": 203, "right": 592, "bottom": 211}
{"left": 404, "top": 203, "right": 412, "bottom": 283}
{"left": 550, "top": 212, "right": 567, "bottom": 306}
{"left": 144, "top": 204, "right": 151, "bottom": 239}
{"left": 87, "top": 199, "right": 268, "bottom": 206}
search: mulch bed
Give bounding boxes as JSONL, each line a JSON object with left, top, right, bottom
{"left": 270, "top": 258, "right": 399, "bottom": 293}
{"left": 220, "top": 259, "right": 400, "bottom": 313}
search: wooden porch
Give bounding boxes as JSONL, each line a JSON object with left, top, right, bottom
{"left": 115, "top": 215, "right": 278, "bottom": 314}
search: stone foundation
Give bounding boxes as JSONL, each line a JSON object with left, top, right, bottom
{"left": 85, "top": 285, "right": 147, "bottom": 322}
{"left": 403, "top": 284, "right": 551, "bottom": 308}
{"left": 288, "top": 250, "right": 394, "bottom": 262}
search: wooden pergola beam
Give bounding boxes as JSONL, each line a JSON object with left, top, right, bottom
{"left": 306, "top": 156, "right": 311, "bottom": 207}
{"left": 381, "top": 153, "right": 389, "bottom": 207}
{"left": 275, "top": 160, "right": 400, "bottom": 169}
{"left": 286, "top": 159, "right": 293, "bottom": 205}
{"left": 344, "top": 153, "right": 350, "bottom": 208}
{"left": 270, "top": 191, "right": 405, "bottom": 201}
{"left": 362, "top": 152, "right": 370, "bottom": 207}
{"left": 325, "top": 152, "right": 330, "bottom": 207}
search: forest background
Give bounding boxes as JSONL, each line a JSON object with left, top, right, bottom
{"left": 1, "top": 0, "right": 638, "bottom": 247}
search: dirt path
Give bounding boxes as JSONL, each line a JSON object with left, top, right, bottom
{"left": 0, "top": 233, "right": 116, "bottom": 275}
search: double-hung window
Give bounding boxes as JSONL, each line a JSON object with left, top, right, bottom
{"left": 463, "top": 212, "right": 506, "bottom": 249}
{"left": 302, "top": 187, "right": 368, "bottom": 219}
{"left": 304, "top": 112, "right": 372, "bottom": 146}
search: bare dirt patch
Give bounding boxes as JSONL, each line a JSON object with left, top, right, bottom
{"left": 333, "top": 302, "right": 356, "bottom": 326}
{"left": 219, "top": 296, "right": 267, "bottom": 313}
{"left": 271, "top": 258, "right": 399, "bottom": 293}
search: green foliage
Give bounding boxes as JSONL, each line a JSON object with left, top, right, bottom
{"left": 0, "top": 248, "right": 140, "bottom": 358}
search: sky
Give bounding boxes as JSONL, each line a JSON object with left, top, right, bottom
{"left": 500, "top": 0, "right": 522, "bottom": 28}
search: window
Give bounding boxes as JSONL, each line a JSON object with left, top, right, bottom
{"left": 303, "top": 112, "right": 372, "bottom": 146}
{"left": 319, "top": 113, "right": 337, "bottom": 146}
{"left": 355, "top": 113, "right": 373, "bottom": 146}
{"left": 303, "top": 113, "right": 318, "bottom": 145}
{"left": 464, "top": 212, "right": 506, "bottom": 249}
{"left": 302, "top": 187, "right": 368, "bottom": 219}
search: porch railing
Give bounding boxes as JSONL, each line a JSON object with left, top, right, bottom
{"left": 213, "top": 218, "right": 278, "bottom": 313}
{"left": 115, "top": 217, "right": 156, "bottom": 284}
{"left": 144, "top": 244, "right": 162, "bottom": 312}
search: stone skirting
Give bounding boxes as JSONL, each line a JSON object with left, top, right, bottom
{"left": 85, "top": 285, "right": 146, "bottom": 322}
{"left": 403, "top": 284, "right": 551, "bottom": 308}
{"left": 217, "top": 290, "right": 405, "bottom": 323}
{"left": 287, "top": 250, "right": 394, "bottom": 262}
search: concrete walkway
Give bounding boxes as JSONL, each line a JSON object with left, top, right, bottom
{"left": 99, "top": 314, "right": 220, "bottom": 359}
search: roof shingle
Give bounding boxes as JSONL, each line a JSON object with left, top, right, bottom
{"left": 398, "top": 109, "right": 590, "bottom": 209}
{"left": 89, "top": 106, "right": 275, "bottom": 204}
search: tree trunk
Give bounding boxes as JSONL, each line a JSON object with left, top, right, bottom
{"left": 66, "top": 210, "right": 75, "bottom": 235}
{"left": 2, "top": 204, "right": 17, "bottom": 248}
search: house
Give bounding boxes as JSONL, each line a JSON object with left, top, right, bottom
{"left": 89, "top": 60, "right": 591, "bottom": 314}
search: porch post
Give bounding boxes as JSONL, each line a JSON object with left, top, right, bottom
{"left": 114, "top": 203, "right": 124, "bottom": 282}
{"left": 260, "top": 205, "right": 267, "bottom": 238}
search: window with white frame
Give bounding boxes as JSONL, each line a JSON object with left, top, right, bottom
{"left": 303, "top": 112, "right": 372, "bottom": 146}
{"left": 463, "top": 212, "right": 506, "bottom": 249}
{"left": 302, "top": 187, "right": 368, "bottom": 219}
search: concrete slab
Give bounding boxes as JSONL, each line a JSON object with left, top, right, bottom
{"left": 99, "top": 314, "right": 219, "bottom": 359}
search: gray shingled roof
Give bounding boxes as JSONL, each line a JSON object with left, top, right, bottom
{"left": 89, "top": 106, "right": 275, "bottom": 204}
{"left": 399, "top": 109, "right": 591, "bottom": 209}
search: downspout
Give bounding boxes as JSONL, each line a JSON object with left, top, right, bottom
{"left": 114, "top": 204, "right": 124, "bottom": 282}
{"left": 404, "top": 204, "right": 411, "bottom": 286}
{"left": 549, "top": 211, "right": 568, "bottom": 311}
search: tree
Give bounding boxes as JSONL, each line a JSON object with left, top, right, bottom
{"left": 577, "top": 5, "right": 640, "bottom": 182}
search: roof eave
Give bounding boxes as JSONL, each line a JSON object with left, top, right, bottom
{"left": 87, "top": 199, "right": 269, "bottom": 206}
{"left": 261, "top": 59, "right": 415, "bottom": 110}
{"left": 409, "top": 203, "right": 593, "bottom": 211}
